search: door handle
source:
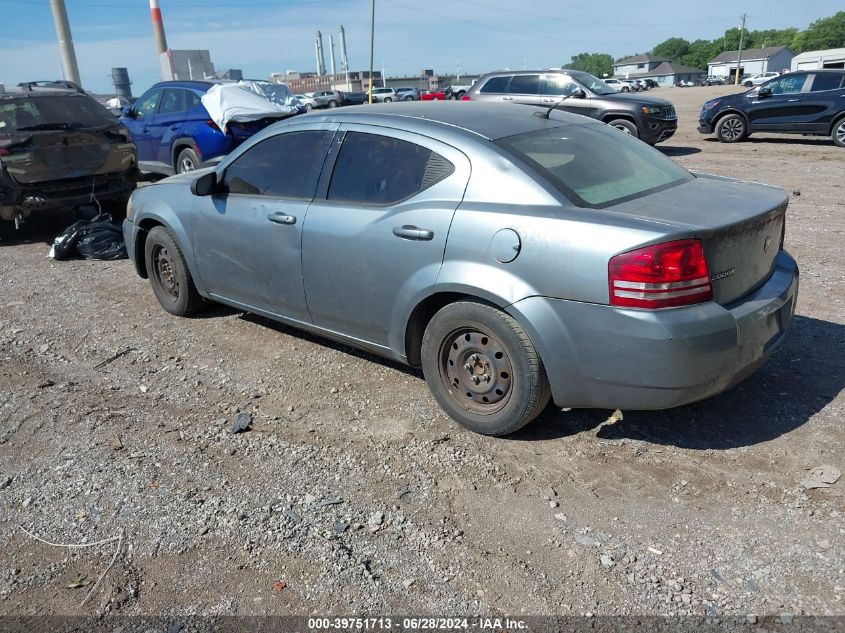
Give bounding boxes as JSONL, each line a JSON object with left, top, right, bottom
{"left": 786, "top": 98, "right": 799, "bottom": 102}
{"left": 542, "top": 98, "right": 556, "bottom": 103}
{"left": 170, "top": 125, "right": 179, "bottom": 130}
{"left": 501, "top": 96, "right": 514, "bottom": 101}
{"left": 393, "top": 225, "right": 433, "bottom": 240}
{"left": 266, "top": 212, "right": 296, "bottom": 225}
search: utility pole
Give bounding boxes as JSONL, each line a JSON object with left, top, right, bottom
{"left": 49, "top": 0, "right": 81, "bottom": 87}
{"left": 368, "top": 0, "right": 375, "bottom": 104}
{"left": 734, "top": 13, "right": 746, "bottom": 86}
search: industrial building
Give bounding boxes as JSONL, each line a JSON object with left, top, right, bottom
{"left": 791, "top": 47, "right": 845, "bottom": 70}
{"left": 707, "top": 46, "right": 794, "bottom": 78}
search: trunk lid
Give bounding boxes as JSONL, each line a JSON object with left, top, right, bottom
{"left": 0, "top": 125, "right": 133, "bottom": 185}
{"left": 607, "top": 174, "right": 788, "bottom": 305}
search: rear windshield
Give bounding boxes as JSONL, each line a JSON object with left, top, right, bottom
{"left": 497, "top": 124, "right": 693, "bottom": 207}
{"left": 0, "top": 95, "right": 116, "bottom": 133}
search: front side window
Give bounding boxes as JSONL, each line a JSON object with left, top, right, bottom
{"left": 134, "top": 89, "right": 162, "bottom": 117}
{"left": 766, "top": 74, "right": 807, "bottom": 94}
{"left": 223, "top": 130, "right": 334, "bottom": 198}
{"left": 543, "top": 75, "right": 581, "bottom": 96}
{"left": 497, "top": 124, "right": 693, "bottom": 208}
{"left": 480, "top": 76, "right": 510, "bottom": 93}
{"left": 508, "top": 75, "right": 540, "bottom": 94}
{"left": 328, "top": 132, "right": 453, "bottom": 205}
{"left": 810, "top": 73, "right": 844, "bottom": 92}
{"left": 565, "top": 71, "right": 618, "bottom": 95}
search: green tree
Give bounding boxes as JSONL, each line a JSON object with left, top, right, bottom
{"left": 680, "top": 39, "right": 718, "bottom": 70}
{"left": 791, "top": 11, "right": 845, "bottom": 52}
{"left": 563, "top": 53, "right": 614, "bottom": 78}
{"left": 651, "top": 37, "right": 691, "bottom": 61}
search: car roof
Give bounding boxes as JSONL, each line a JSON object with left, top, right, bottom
{"left": 297, "top": 101, "right": 585, "bottom": 141}
{"left": 150, "top": 80, "right": 217, "bottom": 90}
{"left": 0, "top": 88, "right": 87, "bottom": 100}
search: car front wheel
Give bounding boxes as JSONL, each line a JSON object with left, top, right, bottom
{"left": 144, "top": 226, "right": 205, "bottom": 317}
{"left": 715, "top": 113, "right": 747, "bottom": 143}
{"left": 607, "top": 119, "right": 639, "bottom": 137}
{"left": 176, "top": 147, "right": 199, "bottom": 174}
{"left": 421, "top": 301, "right": 551, "bottom": 436}
{"left": 832, "top": 117, "right": 845, "bottom": 148}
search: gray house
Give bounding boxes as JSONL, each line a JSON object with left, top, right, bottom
{"left": 613, "top": 54, "right": 669, "bottom": 78}
{"left": 707, "top": 46, "right": 794, "bottom": 78}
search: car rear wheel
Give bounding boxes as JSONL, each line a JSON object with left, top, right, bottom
{"left": 744, "top": 81, "right": 753, "bottom": 87}
{"left": 304, "top": 103, "right": 313, "bottom": 111}
{"left": 144, "top": 226, "right": 204, "bottom": 317}
{"left": 404, "top": 95, "right": 413, "bottom": 101}
{"left": 607, "top": 119, "right": 639, "bottom": 138}
{"left": 383, "top": 97, "right": 393, "bottom": 103}
{"left": 176, "top": 147, "right": 199, "bottom": 174}
{"left": 621, "top": 86, "right": 630, "bottom": 92}
{"left": 715, "top": 113, "right": 747, "bottom": 143}
{"left": 421, "top": 301, "right": 551, "bottom": 436}
{"left": 832, "top": 117, "right": 845, "bottom": 148}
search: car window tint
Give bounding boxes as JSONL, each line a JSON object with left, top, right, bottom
{"left": 480, "top": 76, "right": 510, "bottom": 93}
{"left": 134, "top": 89, "right": 162, "bottom": 117}
{"left": 767, "top": 75, "right": 807, "bottom": 94}
{"left": 328, "top": 132, "right": 453, "bottom": 205}
{"left": 497, "top": 124, "right": 692, "bottom": 208}
{"left": 223, "top": 130, "right": 334, "bottom": 198}
{"left": 159, "top": 89, "right": 187, "bottom": 114}
{"left": 508, "top": 75, "right": 540, "bottom": 94}
{"left": 543, "top": 75, "right": 580, "bottom": 96}
{"left": 810, "top": 73, "right": 844, "bottom": 91}
{"left": 185, "top": 90, "right": 202, "bottom": 109}
{"left": 1, "top": 95, "right": 114, "bottom": 131}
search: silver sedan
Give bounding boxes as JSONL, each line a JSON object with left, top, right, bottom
{"left": 123, "top": 102, "right": 798, "bottom": 436}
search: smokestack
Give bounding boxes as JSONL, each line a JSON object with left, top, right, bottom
{"left": 339, "top": 25, "right": 349, "bottom": 75}
{"left": 150, "top": 0, "right": 168, "bottom": 56}
{"left": 315, "top": 31, "right": 326, "bottom": 75}
{"left": 111, "top": 67, "right": 132, "bottom": 100}
{"left": 49, "top": 0, "right": 81, "bottom": 87}
{"left": 329, "top": 34, "right": 337, "bottom": 76}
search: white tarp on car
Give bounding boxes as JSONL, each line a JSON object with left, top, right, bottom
{"left": 200, "top": 81, "right": 300, "bottom": 131}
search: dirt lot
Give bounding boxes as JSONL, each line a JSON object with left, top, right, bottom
{"left": 0, "top": 85, "right": 843, "bottom": 620}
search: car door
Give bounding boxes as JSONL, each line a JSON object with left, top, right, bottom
{"left": 542, "top": 74, "right": 594, "bottom": 118}
{"left": 795, "top": 72, "right": 845, "bottom": 132}
{"left": 124, "top": 88, "right": 162, "bottom": 161}
{"left": 746, "top": 73, "right": 809, "bottom": 131}
{"left": 150, "top": 88, "right": 193, "bottom": 166}
{"left": 191, "top": 126, "right": 337, "bottom": 322}
{"left": 302, "top": 126, "right": 471, "bottom": 348}
{"left": 506, "top": 74, "right": 543, "bottom": 106}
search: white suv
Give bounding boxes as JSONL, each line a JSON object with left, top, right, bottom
{"left": 744, "top": 72, "right": 779, "bottom": 87}
{"left": 371, "top": 87, "right": 397, "bottom": 102}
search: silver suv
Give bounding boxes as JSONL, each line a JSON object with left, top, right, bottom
{"left": 371, "top": 87, "right": 398, "bottom": 103}
{"left": 465, "top": 69, "right": 677, "bottom": 144}
{"left": 307, "top": 90, "right": 343, "bottom": 108}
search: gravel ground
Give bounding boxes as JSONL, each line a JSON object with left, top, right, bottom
{"left": 0, "top": 86, "right": 843, "bottom": 619}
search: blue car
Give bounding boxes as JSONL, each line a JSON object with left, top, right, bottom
{"left": 121, "top": 80, "right": 286, "bottom": 175}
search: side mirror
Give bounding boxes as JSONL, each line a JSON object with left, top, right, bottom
{"left": 574, "top": 88, "right": 587, "bottom": 99}
{"left": 122, "top": 106, "right": 136, "bottom": 118}
{"left": 757, "top": 87, "right": 772, "bottom": 99}
{"left": 191, "top": 171, "right": 218, "bottom": 196}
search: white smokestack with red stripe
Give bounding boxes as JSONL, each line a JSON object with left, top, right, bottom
{"left": 150, "top": 0, "right": 168, "bottom": 56}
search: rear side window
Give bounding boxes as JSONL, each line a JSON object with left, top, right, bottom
{"left": 0, "top": 95, "right": 114, "bottom": 132}
{"left": 480, "top": 76, "right": 510, "bottom": 93}
{"left": 497, "top": 124, "right": 692, "bottom": 208}
{"left": 223, "top": 130, "right": 334, "bottom": 198}
{"left": 159, "top": 89, "right": 188, "bottom": 114}
{"left": 508, "top": 75, "right": 540, "bottom": 94}
{"left": 810, "top": 73, "right": 844, "bottom": 91}
{"left": 328, "top": 132, "right": 453, "bottom": 205}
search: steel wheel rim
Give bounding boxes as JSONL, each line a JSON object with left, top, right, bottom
{"left": 439, "top": 327, "right": 513, "bottom": 415}
{"left": 152, "top": 244, "right": 179, "bottom": 302}
{"left": 722, "top": 118, "right": 743, "bottom": 140}
{"left": 179, "top": 155, "right": 196, "bottom": 173}
{"left": 837, "top": 121, "right": 845, "bottom": 144}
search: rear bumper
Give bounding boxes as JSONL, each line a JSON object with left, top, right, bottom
{"left": 508, "top": 250, "right": 799, "bottom": 410}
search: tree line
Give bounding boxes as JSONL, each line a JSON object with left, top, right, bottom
{"left": 563, "top": 11, "right": 845, "bottom": 77}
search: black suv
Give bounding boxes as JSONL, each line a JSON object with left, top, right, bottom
{"left": 698, "top": 70, "right": 845, "bottom": 147}
{"left": 464, "top": 69, "right": 678, "bottom": 144}
{"left": 0, "top": 84, "right": 138, "bottom": 231}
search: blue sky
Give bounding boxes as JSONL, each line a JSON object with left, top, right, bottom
{"left": 0, "top": 0, "right": 841, "bottom": 94}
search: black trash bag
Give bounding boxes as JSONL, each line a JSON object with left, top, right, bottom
{"left": 75, "top": 214, "right": 127, "bottom": 260}
{"left": 49, "top": 214, "right": 127, "bottom": 261}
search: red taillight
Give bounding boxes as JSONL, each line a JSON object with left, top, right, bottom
{"left": 609, "top": 239, "right": 712, "bottom": 309}
{"left": 206, "top": 119, "right": 221, "bottom": 132}
{"left": 0, "top": 148, "right": 9, "bottom": 156}
{"left": 461, "top": 95, "right": 471, "bottom": 101}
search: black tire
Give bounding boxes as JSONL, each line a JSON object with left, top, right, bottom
{"left": 421, "top": 301, "right": 551, "bottom": 436}
{"left": 621, "top": 86, "right": 630, "bottom": 92}
{"left": 404, "top": 95, "right": 413, "bottom": 101}
{"left": 384, "top": 97, "right": 393, "bottom": 103}
{"left": 175, "top": 147, "right": 199, "bottom": 174}
{"left": 607, "top": 118, "right": 639, "bottom": 138}
{"left": 327, "top": 100, "right": 338, "bottom": 108}
{"left": 304, "top": 103, "right": 313, "bottom": 112}
{"left": 144, "top": 226, "right": 204, "bottom": 317}
{"left": 743, "top": 81, "right": 753, "bottom": 88}
{"left": 831, "top": 116, "right": 845, "bottom": 148}
{"left": 715, "top": 113, "right": 747, "bottom": 143}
